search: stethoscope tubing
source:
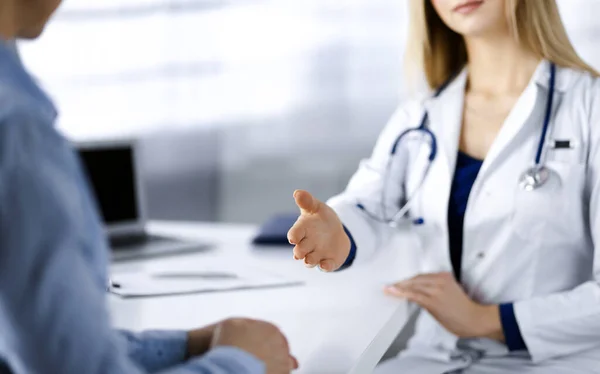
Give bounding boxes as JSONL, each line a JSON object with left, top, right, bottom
{"left": 358, "top": 63, "right": 557, "bottom": 226}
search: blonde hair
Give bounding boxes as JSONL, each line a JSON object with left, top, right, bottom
{"left": 407, "top": 0, "right": 599, "bottom": 90}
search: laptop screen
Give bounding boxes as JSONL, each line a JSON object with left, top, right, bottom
{"left": 78, "top": 144, "right": 139, "bottom": 224}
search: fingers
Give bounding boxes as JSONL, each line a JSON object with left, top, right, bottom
{"left": 293, "top": 245, "right": 311, "bottom": 262}
{"left": 386, "top": 286, "right": 431, "bottom": 308}
{"left": 385, "top": 282, "right": 437, "bottom": 297}
{"left": 398, "top": 272, "right": 454, "bottom": 288}
{"left": 419, "top": 272, "right": 454, "bottom": 281}
{"left": 401, "top": 277, "right": 442, "bottom": 289}
{"left": 384, "top": 272, "right": 455, "bottom": 308}
{"left": 298, "top": 246, "right": 338, "bottom": 271}
{"left": 293, "top": 235, "right": 316, "bottom": 260}
{"left": 293, "top": 190, "right": 321, "bottom": 215}
{"left": 290, "top": 355, "right": 299, "bottom": 370}
{"left": 275, "top": 326, "right": 297, "bottom": 370}
{"left": 319, "top": 259, "right": 337, "bottom": 272}
{"left": 287, "top": 222, "right": 306, "bottom": 246}
{"left": 303, "top": 252, "right": 320, "bottom": 268}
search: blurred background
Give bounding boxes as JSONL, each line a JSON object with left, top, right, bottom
{"left": 18, "top": 0, "right": 600, "bottom": 224}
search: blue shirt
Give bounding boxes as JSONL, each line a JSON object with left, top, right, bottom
{"left": 447, "top": 151, "right": 484, "bottom": 282}
{"left": 0, "top": 41, "right": 264, "bottom": 374}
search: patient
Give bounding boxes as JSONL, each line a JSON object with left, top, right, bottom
{"left": 0, "top": 1, "right": 296, "bottom": 373}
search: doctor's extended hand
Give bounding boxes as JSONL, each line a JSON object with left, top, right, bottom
{"left": 385, "top": 273, "right": 504, "bottom": 341}
{"left": 288, "top": 190, "right": 351, "bottom": 272}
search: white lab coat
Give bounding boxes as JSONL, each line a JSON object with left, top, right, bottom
{"left": 328, "top": 60, "right": 600, "bottom": 373}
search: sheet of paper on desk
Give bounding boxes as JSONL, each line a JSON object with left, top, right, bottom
{"left": 109, "top": 267, "right": 304, "bottom": 298}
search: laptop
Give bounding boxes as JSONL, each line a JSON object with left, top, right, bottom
{"left": 75, "top": 139, "right": 212, "bottom": 261}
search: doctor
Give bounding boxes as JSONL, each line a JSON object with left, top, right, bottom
{"left": 288, "top": 0, "right": 600, "bottom": 372}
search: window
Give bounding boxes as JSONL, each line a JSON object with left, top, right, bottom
{"left": 21, "top": 0, "right": 396, "bottom": 140}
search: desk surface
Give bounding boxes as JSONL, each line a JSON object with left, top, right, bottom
{"left": 109, "top": 222, "right": 418, "bottom": 374}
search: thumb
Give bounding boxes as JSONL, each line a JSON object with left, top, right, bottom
{"left": 293, "top": 190, "right": 321, "bottom": 215}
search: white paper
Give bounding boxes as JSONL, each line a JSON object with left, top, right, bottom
{"left": 109, "top": 266, "right": 303, "bottom": 298}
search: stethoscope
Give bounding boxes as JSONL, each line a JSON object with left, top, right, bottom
{"left": 358, "top": 63, "right": 557, "bottom": 227}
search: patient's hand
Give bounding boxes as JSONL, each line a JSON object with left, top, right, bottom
{"left": 384, "top": 272, "right": 504, "bottom": 341}
{"left": 211, "top": 318, "right": 298, "bottom": 373}
{"left": 287, "top": 190, "right": 350, "bottom": 272}
{"left": 187, "top": 323, "right": 218, "bottom": 357}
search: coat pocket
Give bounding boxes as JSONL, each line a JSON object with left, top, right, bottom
{"left": 511, "top": 161, "right": 586, "bottom": 244}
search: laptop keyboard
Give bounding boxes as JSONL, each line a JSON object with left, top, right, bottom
{"left": 110, "top": 234, "right": 174, "bottom": 249}
{"left": 109, "top": 233, "right": 213, "bottom": 261}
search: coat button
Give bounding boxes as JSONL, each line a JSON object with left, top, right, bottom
{"left": 476, "top": 252, "right": 485, "bottom": 259}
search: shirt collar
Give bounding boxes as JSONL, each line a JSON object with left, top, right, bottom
{"left": 532, "top": 59, "right": 572, "bottom": 93}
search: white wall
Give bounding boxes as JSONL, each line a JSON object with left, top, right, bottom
{"left": 557, "top": 0, "right": 600, "bottom": 69}
{"left": 19, "top": 0, "right": 407, "bottom": 141}
{"left": 19, "top": 0, "right": 600, "bottom": 141}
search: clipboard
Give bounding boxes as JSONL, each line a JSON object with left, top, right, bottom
{"left": 109, "top": 265, "right": 303, "bottom": 298}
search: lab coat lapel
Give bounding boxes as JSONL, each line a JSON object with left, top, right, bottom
{"left": 418, "top": 70, "right": 467, "bottom": 230}
{"left": 426, "top": 69, "right": 468, "bottom": 181}
{"left": 476, "top": 61, "right": 550, "bottom": 182}
{"left": 466, "top": 62, "right": 568, "bottom": 289}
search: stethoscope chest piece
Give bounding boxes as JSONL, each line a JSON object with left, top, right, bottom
{"left": 519, "top": 165, "right": 550, "bottom": 191}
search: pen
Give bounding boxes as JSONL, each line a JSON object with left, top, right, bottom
{"left": 151, "top": 271, "right": 239, "bottom": 280}
{"left": 107, "top": 279, "right": 121, "bottom": 290}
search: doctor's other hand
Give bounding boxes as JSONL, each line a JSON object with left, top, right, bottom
{"left": 385, "top": 273, "right": 504, "bottom": 341}
{"left": 210, "top": 318, "right": 299, "bottom": 374}
{"left": 288, "top": 190, "right": 350, "bottom": 272}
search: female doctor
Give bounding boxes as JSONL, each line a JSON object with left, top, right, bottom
{"left": 288, "top": 0, "right": 600, "bottom": 373}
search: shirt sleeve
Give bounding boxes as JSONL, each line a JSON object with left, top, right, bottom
{"left": 118, "top": 330, "right": 188, "bottom": 372}
{"left": 499, "top": 303, "right": 527, "bottom": 352}
{"left": 120, "top": 330, "right": 262, "bottom": 374}
{"left": 337, "top": 225, "right": 357, "bottom": 271}
{"left": 0, "top": 110, "right": 264, "bottom": 374}
{"left": 158, "top": 348, "right": 264, "bottom": 374}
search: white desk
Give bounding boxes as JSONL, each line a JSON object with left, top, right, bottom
{"left": 109, "top": 222, "right": 419, "bottom": 373}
